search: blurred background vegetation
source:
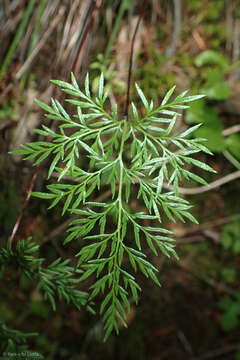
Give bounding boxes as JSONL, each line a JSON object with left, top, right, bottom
{"left": 1, "top": 0, "right": 240, "bottom": 359}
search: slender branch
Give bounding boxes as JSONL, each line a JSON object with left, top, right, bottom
{"left": 10, "top": 164, "right": 40, "bottom": 244}
{"left": 222, "top": 124, "right": 240, "bottom": 136}
{"left": 125, "top": 0, "right": 147, "bottom": 120}
{"left": 190, "top": 343, "right": 240, "bottom": 360}
{"left": 163, "top": 170, "right": 240, "bottom": 195}
{"left": 174, "top": 259, "right": 235, "bottom": 296}
{"left": 166, "top": 0, "right": 181, "bottom": 57}
{"left": 223, "top": 150, "right": 240, "bottom": 170}
{"left": 73, "top": 0, "right": 102, "bottom": 74}
{"left": 57, "top": 0, "right": 80, "bottom": 62}
{"left": 62, "top": 157, "right": 240, "bottom": 197}
{"left": 0, "top": 83, "right": 13, "bottom": 105}
{"left": 233, "top": 18, "right": 240, "bottom": 63}
{"left": 226, "top": 0, "right": 233, "bottom": 53}
{"left": 182, "top": 213, "right": 240, "bottom": 236}
{"left": 15, "top": 5, "right": 66, "bottom": 80}
{"left": 0, "top": 0, "right": 36, "bottom": 82}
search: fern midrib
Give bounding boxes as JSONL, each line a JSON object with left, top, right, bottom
{"left": 111, "top": 120, "right": 128, "bottom": 312}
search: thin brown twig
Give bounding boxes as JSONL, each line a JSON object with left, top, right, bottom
{"left": 176, "top": 235, "right": 205, "bottom": 244}
{"left": 59, "top": 167, "right": 240, "bottom": 197}
{"left": 174, "top": 259, "right": 235, "bottom": 295}
{"left": 183, "top": 213, "right": 240, "bottom": 236}
{"left": 233, "top": 18, "right": 240, "bottom": 63}
{"left": 192, "top": 29, "right": 206, "bottom": 50}
{"left": 166, "top": 0, "right": 181, "bottom": 57}
{"left": 163, "top": 170, "right": 240, "bottom": 195}
{"left": 57, "top": 0, "right": 80, "bottom": 63}
{"left": 222, "top": 124, "right": 240, "bottom": 136}
{"left": 0, "top": 83, "right": 13, "bottom": 105}
{"left": 226, "top": 0, "right": 233, "bottom": 53}
{"left": 60, "top": 0, "right": 89, "bottom": 72}
{"left": 223, "top": 150, "right": 240, "bottom": 170}
{"left": 73, "top": 0, "right": 102, "bottom": 75}
{"left": 125, "top": 0, "right": 147, "bottom": 120}
{"left": 19, "top": 3, "right": 38, "bottom": 62}
{"left": 10, "top": 163, "right": 40, "bottom": 244}
{"left": 15, "top": 5, "right": 66, "bottom": 80}
{"left": 0, "top": 10, "right": 23, "bottom": 41}
{"left": 190, "top": 343, "right": 240, "bottom": 360}
{"left": 169, "top": 214, "right": 240, "bottom": 244}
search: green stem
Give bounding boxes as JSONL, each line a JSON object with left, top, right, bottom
{"left": 116, "top": 120, "right": 128, "bottom": 253}
{"left": 111, "top": 120, "right": 128, "bottom": 308}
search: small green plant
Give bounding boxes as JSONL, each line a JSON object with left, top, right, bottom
{"left": 221, "top": 266, "right": 237, "bottom": 284}
{"left": 0, "top": 237, "right": 92, "bottom": 351}
{"left": 0, "top": 238, "right": 91, "bottom": 312}
{"left": 0, "top": 319, "right": 44, "bottom": 358}
{"left": 186, "top": 50, "right": 240, "bottom": 158}
{"left": 220, "top": 220, "right": 240, "bottom": 254}
{"left": 13, "top": 73, "right": 214, "bottom": 340}
{"left": 194, "top": 50, "right": 234, "bottom": 100}
{"left": 185, "top": 98, "right": 227, "bottom": 153}
{"left": 219, "top": 291, "right": 240, "bottom": 332}
{"left": 218, "top": 220, "right": 240, "bottom": 359}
